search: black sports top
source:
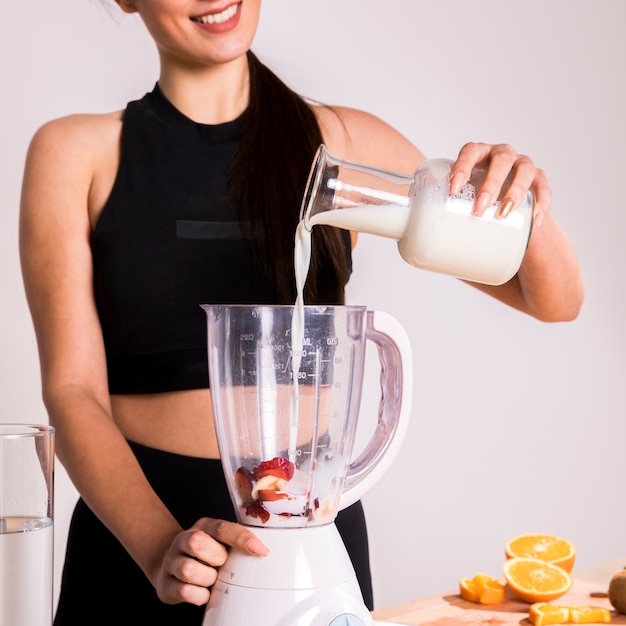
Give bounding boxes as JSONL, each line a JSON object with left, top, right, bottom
{"left": 92, "top": 85, "right": 352, "bottom": 394}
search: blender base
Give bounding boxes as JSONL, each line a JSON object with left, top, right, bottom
{"left": 202, "top": 523, "right": 373, "bottom": 626}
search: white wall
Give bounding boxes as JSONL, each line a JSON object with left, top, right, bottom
{"left": 2, "top": 0, "right": 625, "bottom": 612}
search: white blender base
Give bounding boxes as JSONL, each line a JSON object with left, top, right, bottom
{"left": 202, "top": 523, "right": 372, "bottom": 626}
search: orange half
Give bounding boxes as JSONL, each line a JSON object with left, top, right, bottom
{"left": 505, "top": 533, "right": 576, "bottom": 573}
{"left": 503, "top": 557, "right": 572, "bottom": 603}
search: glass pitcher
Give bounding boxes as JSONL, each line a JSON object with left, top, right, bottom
{"left": 201, "top": 304, "right": 412, "bottom": 529}
{"left": 300, "top": 145, "right": 534, "bottom": 286}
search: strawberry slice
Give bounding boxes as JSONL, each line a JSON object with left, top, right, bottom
{"left": 245, "top": 502, "right": 270, "bottom": 524}
{"left": 234, "top": 467, "right": 254, "bottom": 505}
{"left": 253, "top": 457, "right": 295, "bottom": 481}
{"left": 257, "top": 489, "right": 289, "bottom": 502}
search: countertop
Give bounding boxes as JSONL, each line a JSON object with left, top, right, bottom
{"left": 371, "top": 557, "right": 626, "bottom": 625}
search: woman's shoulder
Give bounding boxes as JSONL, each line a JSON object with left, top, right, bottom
{"left": 23, "top": 111, "right": 125, "bottom": 224}
{"left": 28, "top": 110, "right": 123, "bottom": 158}
{"left": 25, "top": 111, "right": 124, "bottom": 192}
{"left": 312, "top": 103, "right": 426, "bottom": 174}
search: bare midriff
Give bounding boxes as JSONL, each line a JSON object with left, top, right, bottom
{"left": 110, "top": 389, "right": 221, "bottom": 459}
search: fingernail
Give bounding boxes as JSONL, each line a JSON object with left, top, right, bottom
{"left": 247, "top": 537, "right": 270, "bottom": 556}
{"left": 533, "top": 208, "right": 545, "bottom": 227}
{"left": 495, "top": 196, "right": 515, "bottom": 219}
{"left": 472, "top": 191, "right": 492, "bottom": 216}
{"left": 449, "top": 171, "right": 465, "bottom": 195}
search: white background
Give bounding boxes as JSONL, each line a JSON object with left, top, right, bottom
{"left": 2, "top": 0, "right": 625, "bottom": 612}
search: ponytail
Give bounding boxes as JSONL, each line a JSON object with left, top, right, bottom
{"left": 228, "top": 51, "right": 351, "bottom": 305}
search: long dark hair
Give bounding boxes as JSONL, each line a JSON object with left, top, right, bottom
{"left": 228, "top": 51, "right": 351, "bottom": 305}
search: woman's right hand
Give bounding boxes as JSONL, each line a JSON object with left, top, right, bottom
{"left": 153, "top": 518, "right": 270, "bottom": 606}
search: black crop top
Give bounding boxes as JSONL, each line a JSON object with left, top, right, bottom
{"left": 92, "top": 85, "right": 352, "bottom": 394}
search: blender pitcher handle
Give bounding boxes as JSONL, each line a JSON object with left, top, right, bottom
{"left": 339, "top": 310, "right": 413, "bottom": 510}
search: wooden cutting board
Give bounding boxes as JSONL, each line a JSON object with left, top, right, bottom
{"left": 371, "top": 579, "right": 626, "bottom": 625}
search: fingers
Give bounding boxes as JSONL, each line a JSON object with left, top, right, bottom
{"left": 155, "top": 519, "right": 269, "bottom": 607}
{"left": 449, "top": 142, "right": 548, "bottom": 223}
{"left": 195, "top": 517, "right": 270, "bottom": 556}
{"left": 155, "top": 528, "right": 218, "bottom": 606}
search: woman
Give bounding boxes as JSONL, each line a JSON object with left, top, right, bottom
{"left": 19, "top": 0, "right": 584, "bottom": 623}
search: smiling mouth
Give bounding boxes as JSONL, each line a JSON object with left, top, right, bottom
{"left": 191, "top": 3, "right": 240, "bottom": 25}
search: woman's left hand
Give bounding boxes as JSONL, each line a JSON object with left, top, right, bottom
{"left": 449, "top": 142, "right": 550, "bottom": 227}
{"left": 152, "top": 517, "right": 269, "bottom": 606}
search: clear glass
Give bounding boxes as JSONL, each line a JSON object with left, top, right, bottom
{"left": 0, "top": 424, "right": 55, "bottom": 626}
{"left": 301, "top": 145, "right": 534, "bottom": 285}
{"left": 202, "top": 305, "right": 412, "bottom": 529}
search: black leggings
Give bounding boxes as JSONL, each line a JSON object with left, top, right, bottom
{"left": 54, "top": 441, "right": 373, "bottom": 625}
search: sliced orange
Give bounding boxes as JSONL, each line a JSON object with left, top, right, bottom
{"left": 459, "top": 576, "right": 480, "bottom": 602}
{"left": 474, "top": 573, "right": 506, "bottom": 604}
{"left": 505, "top": 533, "right": 576, "bottom": 573}
{"left": 459, "top": 573, "right": 505, "bottom": 605}
{"left": 529, "top": 602, "right": 612, "bottom": 625}
{"left": 568, "top": 605, "right": 611, "bottom": 623}
{"left": 503, "top": 557, "right": 572, "bottom": 603}
{"left": 529, "top": 602, "right": 570, "bottom": 626}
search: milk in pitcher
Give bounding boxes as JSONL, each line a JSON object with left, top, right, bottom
{"left": 299, "top": 147, "right": 534, "bottom": 286}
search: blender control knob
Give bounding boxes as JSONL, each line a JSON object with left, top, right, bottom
{"left": 328, "top": 614, "right": 367, "bottom": 625}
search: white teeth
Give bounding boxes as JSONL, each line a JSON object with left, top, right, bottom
{"left": 194, "top": 4, "right": 238, "bottom": 24}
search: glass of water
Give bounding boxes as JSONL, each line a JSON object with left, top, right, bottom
{"left": 0, "top": 423, "right": 55, "bottom": 626}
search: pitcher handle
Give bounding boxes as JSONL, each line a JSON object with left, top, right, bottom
{"left": 339, "top": 310, "right": 413, "bottom": 510}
